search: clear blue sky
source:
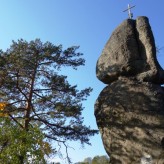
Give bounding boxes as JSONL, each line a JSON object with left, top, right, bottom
{"left": 0, "top": 1, "right": 164, "bottom": 163}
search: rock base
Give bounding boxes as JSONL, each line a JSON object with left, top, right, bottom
{"left": 95, "top": 78, "right": 164, "bottom": 163}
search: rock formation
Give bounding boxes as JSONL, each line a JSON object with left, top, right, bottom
{"left": 95, "top": 16, "right": 164, "bottom": 164}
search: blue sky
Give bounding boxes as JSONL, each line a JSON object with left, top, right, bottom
{"left": 0, "top": 1, "right": 164, "bottom": 163}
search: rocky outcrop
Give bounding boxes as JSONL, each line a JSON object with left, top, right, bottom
{"left": 95, "top": 16, "right": 164, "bottom": 164}
{"left": 96, "top": 17, "right": 164, "bottom": 84}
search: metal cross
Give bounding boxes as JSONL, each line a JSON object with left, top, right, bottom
{"left": 123, "top": 4, "right": 135, "bottom": 19}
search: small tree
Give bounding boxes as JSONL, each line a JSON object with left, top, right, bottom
{"left": 92, "top": 155, "right": 110, "bottom": 164}
{"left": 0, "top": 39, "right": 98, "bottom": 163}
{"left": 78, "top": 155, "right": 110, "bottom": 164}
{"left": 84, "top": 157, "right": 92, "bottom": 164}
{"left": 0, "top": 117, "right": 49, "bottom": 163}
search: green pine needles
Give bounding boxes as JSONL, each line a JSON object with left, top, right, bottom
{"left": 0, "top": 39, "right": 98, "bottom": 163}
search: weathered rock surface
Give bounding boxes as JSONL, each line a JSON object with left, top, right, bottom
{"left": 95, "top": 78, "right": 164, "bottom": 163}
{"left": 96, "top": 17, "right": 164, "bottom": 84}
{"left": 95, "top": 16, "right": 164, "bottom": 164}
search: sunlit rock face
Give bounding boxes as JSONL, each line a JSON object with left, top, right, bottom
{"left": 96, "top": 17, "right": 164, "bottom": 84}
{"left": 95, "top": 16, "right": 164, "bottom": 164}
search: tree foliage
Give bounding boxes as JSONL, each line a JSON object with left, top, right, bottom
{"left": 92, "top": 155, "right": 109, "bottom": 164}
{"left": 0, "top": 118, "right": 50, "bottom": 163}
{"left": 76, "top": 155, "right": 110, "bottom": 164}
{"left": 0, "top": 39, "right": 98, "bottom": 163}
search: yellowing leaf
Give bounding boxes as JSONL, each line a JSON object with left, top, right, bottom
{"left": 0, "top": 102, "right": 8, "bottom": 117}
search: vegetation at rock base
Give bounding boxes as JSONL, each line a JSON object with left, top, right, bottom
{"left": 76, "top": 155, "right": 110, "bottom": 164}
{"left": 0, "top": 39, "right": 98, "bottom": 163}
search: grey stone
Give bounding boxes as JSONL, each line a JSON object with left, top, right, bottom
{"left": 96, "top": 16, "right": 164, "bottom": 84}
{"left": 95, "top": 16, "right": 164, "bottom": 164}
{"left": 95, "top": 78, "right": 164, "bottom": 164}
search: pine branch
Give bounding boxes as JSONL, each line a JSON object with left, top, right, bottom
{"left": 8, "top": 113, "right": 24, "bottom": 129}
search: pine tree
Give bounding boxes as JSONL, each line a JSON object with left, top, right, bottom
{"left": 0, "top": 39, "right": 98, "bottom": 163}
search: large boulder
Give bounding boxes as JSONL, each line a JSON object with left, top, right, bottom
{"left": 95, "top": 78, "right": 164, "bottom": 163}
{"left": 96, "top": 17, "right": 164, "bottom": 84}
{"left": 95, "top": 16, "right": 164, "bottom": 164}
